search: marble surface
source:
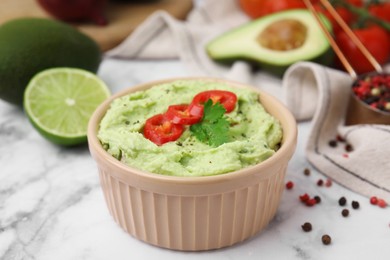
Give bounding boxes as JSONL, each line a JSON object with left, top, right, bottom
{"left": 1, "top": 57, "right": 390, "bottom": 260}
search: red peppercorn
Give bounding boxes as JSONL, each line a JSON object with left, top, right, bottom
{"left": 370, "top": 196, "right": 378, "bottom": 205}
{"left": 325, "top": 178, "right": 332, "bottom": 187}
{"left": 305, "top": 198, "right": 317, "bottom": 207}
{"left": 378, "top": 199, "right": 387, "bottom": 208}
{"left": 286, "top": 181, "right": 294, "bottom": 190}
{"left": 317, "top": 179, "right": 324, "bottom": 186}
{"left": 300, "top": 193, "right": 310, "bottom": 202}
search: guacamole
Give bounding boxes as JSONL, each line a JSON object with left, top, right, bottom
{"left": 98, "top": 80, "right": 282, "bottom": 176}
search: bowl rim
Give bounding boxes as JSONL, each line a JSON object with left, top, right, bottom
{"left": 87, "top": 77, "right": 297, "bottom": 185}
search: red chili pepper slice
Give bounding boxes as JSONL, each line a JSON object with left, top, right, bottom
{"left": 188, "top": 90, "right": 237, "bottom": 116}
{"left": 143, "top": 114, "right": 184, "bottom": 146}
{"left": 165, "top": 104, "right": 202, "bottom": 125}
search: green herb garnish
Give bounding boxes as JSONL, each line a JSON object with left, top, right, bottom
{"left": 190, "top": 99, "right": 229, "bottom": 147}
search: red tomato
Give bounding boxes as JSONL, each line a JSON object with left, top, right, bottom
{"left": 165, "top": 104, "right": 202, "bottom": 125}
{"left": 313, "top": 0, "right": 362, "bottom": 33}
{"left": 188, "top": 90, "right": 237, "bottom": 116}
{"left": 335, "top": 25, "right": 390, "bottom": 74}
{"left": 238, "top": 0, "right": 306, "bottom": 19}
{"left": 143, "top": 114, "right": 184, "bottom": 145}
{"left": 369, "top": 2, "right": 390, "bottom": 23}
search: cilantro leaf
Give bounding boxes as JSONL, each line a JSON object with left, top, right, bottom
{"left": 190, "top": 99, "right": 229, "bottom": 147}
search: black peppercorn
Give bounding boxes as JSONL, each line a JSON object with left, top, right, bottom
{"left": 304, "top": 168, "right": 311, "bottom": 176}
{"left": 338, "top": 197, "right": 347, "bottom": 206}
{"left": 352, "top": 201, "right": 360, "bottom": 209}
{"left": 314, "top": 196, "right": 321, "bottom": 204}
{"left": 322, "top": 234, "right": 331, "bottom": 245}
{"left": 328, "top": 140, "right": 337, "bottom": 147}
{"left": 341, "top": 209, "right": 349, "bottom": 217}
{"left": 345, "top": 144, "right": 354, "bottom": 152}
{"left": 301, "top": 222, "right": 312, "bottom": 232}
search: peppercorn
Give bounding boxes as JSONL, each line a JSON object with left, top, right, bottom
{"left": 303, "top": 168, "right": 311, "bottom": 176}
{"left": 338, "top": 197, "right": 347, "bottom": 206}
{"left": 325, "top": 178, "right": 332, "bottom": 187}
{"left": 336, "top": 135, "right": 345, "bottom": 142}
{"left": 378, "top": 199, "right": 387, "bottom": 208}
{"left": 328, "top": 140, "right": 337, "bottom": 147}
{"left": 370, "top": 196, "right": 378, "bottom": 205}
{"left": 345, "top": 144, "right": 354, "bottom": 152}
{"left": 317, "top": 179, "right": 324, "bottom": 186}
{"left": 341, "top": 209, "right": 349, "bottom": 217}
{"left": 322, "top": 234, "right": 331, "bottom": 245}
{"left": 286, "top": 181, "right": 294, "bottom": 190}
{"left": 299, "top": 193, "right": 310, "bottom": 202}
{"left": 352, "top": 201, "right": 360, "bottom": 209}
{"left": 305, "top": 198, "right": 317, "bottom": 207}
{"left": 314, "top": 196, "right": 321, "bottom": 204}
{"left": 301, "top": 222, "right": 312, "bottom": 232}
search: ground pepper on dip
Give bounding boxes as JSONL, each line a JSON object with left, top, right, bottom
{"left": 98, "top": 80, "right": 282, "bottom": 176}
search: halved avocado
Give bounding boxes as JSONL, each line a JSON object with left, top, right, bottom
{"left": 206, "top": 9, "right": 333, "bottom": 76}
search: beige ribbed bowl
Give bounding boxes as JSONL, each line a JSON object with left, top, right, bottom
{"left": 87, "top": 77, "right": 297, "bottom": 251}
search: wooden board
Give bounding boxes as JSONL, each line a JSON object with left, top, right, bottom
{"left": 0, "top": 0, "right": 193, "bottom": 51}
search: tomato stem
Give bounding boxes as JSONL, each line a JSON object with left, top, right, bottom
{"left": 332, "top": 0, "right": 390, "bottom": 31}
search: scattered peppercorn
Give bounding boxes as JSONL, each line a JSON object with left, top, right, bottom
{"left": 325, "top": 178, "right": 332, "bottom": 187}
{"left": 338, "top": 197, "right": 347, "bottom": 206}
{"left": 328, "top": 140, "right": 338, "bottom": 147}
{"left": 345, "top": 144, "right": 354, "bottom": 152}
{"left": 314, "top": 196, "right": 321, "bottom": 204}
{"left": 352, "top": 201, "right": 360, "bottom": 209}
{"left": 301, "top": 222, "right": 312, "bottom": 232}
{"left": 341, "top": 209, "right": 349, "bottom": 217}
{"left": 317, "top": 179, "right": 324, "bottom": 186}
{"left": 306, "top": 198, "right": 317, "bottom": 207}
{"left": 322, "top": 234, "right": 332, "bottom": 245}
{"left": 336, "top": 135, "right": 345, "bottom": 142}
{"left": 303, "top": 168, "right": 311, "bottom": 176}
{"left": 370, "top": 196, "right": 378, "bottom": 205}
{"left": 378, "top": 199, "right": 387, "bottom": 208}
{"left": 299, "top": 193, "right": 310, "bottom": 202}
{"left": 286, "top": 181, "right": 294, "bottom": 190}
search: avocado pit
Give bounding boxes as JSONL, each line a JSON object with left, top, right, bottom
{"left": 257, "top": 19, "right": 307, "bottom": 51}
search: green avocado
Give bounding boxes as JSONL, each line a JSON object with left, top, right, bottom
{"left": 206, "top": 9, "right": 333, "bottom": 76}
{"left": 0, "top": 18, "right": 101, "bottom": 105}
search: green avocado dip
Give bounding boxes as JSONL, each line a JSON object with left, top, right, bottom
{"left": 98, "top": 80, "right": 282, "bottom": 177}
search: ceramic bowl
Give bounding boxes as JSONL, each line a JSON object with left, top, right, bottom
{"left": 87, "top": 77, "right": 297, "bottom": 251}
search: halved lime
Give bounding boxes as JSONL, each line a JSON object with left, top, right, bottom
{"left": 24, "top": 68, "right": 110, "bottom": 146}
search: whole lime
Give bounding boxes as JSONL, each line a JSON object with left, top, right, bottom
{"left": 0, "top": 18, "right": 101, "bottom": 105}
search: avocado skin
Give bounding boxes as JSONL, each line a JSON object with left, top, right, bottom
{"left": 208, "top": 47, "right": 334, "bottom": 77}
{"left": 0, "top": 18, "right": 101, "bottom": 105}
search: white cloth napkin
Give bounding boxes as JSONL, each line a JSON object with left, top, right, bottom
{"left": 105, "top": 0, "right": 390, "bottom": 200}
{"left": 284, "top": 62, "right": 390, "bottom": 200}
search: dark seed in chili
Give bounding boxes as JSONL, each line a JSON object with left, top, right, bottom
{"left": 314, "top": 196, "right": 321, "bottom": 204}
{"left": 328, "top": 140, "right": 337, "bottom": 147}
{"left": 341, "top": 209, "right": 349, "bottom": 217}
{"left": 352, "top": 201, "right": 360, "bottom": 209}
{"left": 338, "top": 197, "right": 347, "bottom": 206}
{"left": 322, "top": 234, "right": 332, "bottom": 245}
{"left": 304, "top": 168, "right": 311, "bottom": 176}
{"left": 301, "top": 222, "right": 312, "bottom": 232}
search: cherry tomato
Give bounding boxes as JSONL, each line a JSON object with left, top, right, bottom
{"left": 143, "top": 114, "right": 184, "bottom": 145}
{"left": 313, "top": 0, "right": 362, "bottom": 33}
{"left": 369, "top": 2, "right": 390, "bottom": 23}
{"left": 238, "top": 0, "right": 306, "bottom": 19}
{"left": 165, "top": 104, "right": 202, "bottom": 125}
{"left": 335, "top": 25, "right": 390, "bottom": 74}
{"left": 188, "top": 90, "right": 237, "bottom": 116}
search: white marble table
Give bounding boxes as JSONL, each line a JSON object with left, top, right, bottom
{"left": 1, "top": 57, "right": 389, "bottom": 260}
